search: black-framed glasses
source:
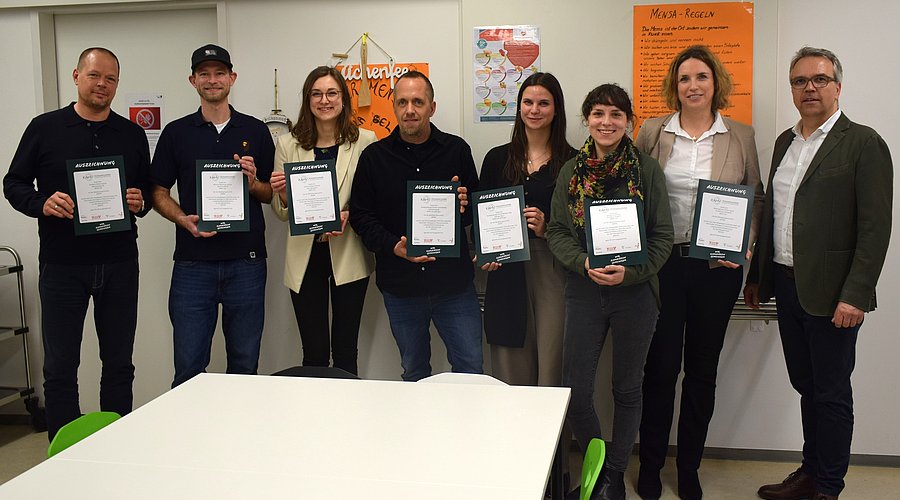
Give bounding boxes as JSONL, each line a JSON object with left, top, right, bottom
{"left": 790, "top": 75, "right": 836, "bottom": 89}
{"left": 310, "top": 90, "right": 341, "bottom": 101}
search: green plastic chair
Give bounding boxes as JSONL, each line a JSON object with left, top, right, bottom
{"left": 580, "top": 438, "right": 606, "bottom": 500}
{"left": 47, "top": 411, "right": 121, "bottom": 458}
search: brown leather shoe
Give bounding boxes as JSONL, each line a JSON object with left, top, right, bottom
{"left": 757, "top": 468, "right": 816, "bottom": 500}
{"left": 812, "top": 494, "right": 837, "bottom": 500}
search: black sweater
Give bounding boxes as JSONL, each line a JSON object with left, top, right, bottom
{"left": 4, "top": 104, "right": 152, "bottom": 264}
{"left": 350, "top": 125, "right": 478, "bottom": 297}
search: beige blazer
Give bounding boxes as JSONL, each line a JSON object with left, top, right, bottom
{"left": 635, "top": 113, "right": 765, "bottom": 248}
{"left": 271, "top": 128, "right": 377, "bottom": 291}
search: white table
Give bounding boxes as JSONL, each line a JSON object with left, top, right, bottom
{"left": 1, "top": 373, "right": 570, "bottom": 499}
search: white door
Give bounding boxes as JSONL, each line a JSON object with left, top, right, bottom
{"left": 53, "top": 7, "right": 218, "bottom": 408}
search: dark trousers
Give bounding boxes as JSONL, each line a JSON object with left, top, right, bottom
{"left": 563, "top": 273, "right": 658, "bottom": 472}
{"left": 774, "top": 265, "right": 857, "bottom": 497}
{"left": 639, "top": 252, "right": 742, "bottom": 475}
{"left": 39, "top": 260, "right": 138, "bottom": 441}
{"left": 289, "top": 241, "right": 369, "bottom": 375}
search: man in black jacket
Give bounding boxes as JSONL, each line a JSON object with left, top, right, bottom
{"left": 4, "top": 47, "right": 152, "bottom": 440}
{"left": 350, "top": 71, "right": 483, "bottom": 381}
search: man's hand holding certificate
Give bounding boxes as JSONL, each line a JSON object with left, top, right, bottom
{"left": 688, "top": 180, "right": 753, "bottom": 265}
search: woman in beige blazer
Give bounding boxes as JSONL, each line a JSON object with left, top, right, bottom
{"left": 634, "top": 46, "right": 764, "bottom": 500}
{"left": 270, "top": 66, "right": 375, "bottom": 375}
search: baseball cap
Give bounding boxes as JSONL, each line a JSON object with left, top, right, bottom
{"left": 191, "top": 44, "right": 233, "bottom": 71}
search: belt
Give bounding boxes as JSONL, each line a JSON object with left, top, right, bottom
{"left": 776, "top": 263, "right": 795, "bottom": 279}
{"left": 673, "top": 244, "right": 691, "bottom": 258}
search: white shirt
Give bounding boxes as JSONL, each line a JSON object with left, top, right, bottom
{"left": 214, "top": 119, "right": 230, "bottom": 134}
{"left": 662, "top": 112, "right": 729, "bottom": 244}
{"left": 772, "top": 109, "right": 843, "bottom": 266}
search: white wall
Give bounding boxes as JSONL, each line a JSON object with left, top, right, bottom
{"left": 769, "top": 0, "right": 900, "bottom": 457}
{"left": 0, "top": 0, "right": 898, "bottom": 457}
{"left": 220, "top": 0, "right": 464, "bottom": 382}
{"left": 0, "top": 9, "right": 42, "bottom": 417}
{"left": 50, "top": 6, "right": 219, "bottom": 407}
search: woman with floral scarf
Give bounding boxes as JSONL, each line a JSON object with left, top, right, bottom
{"left": 546, "top": 84, "right": 673, "bottom": 500}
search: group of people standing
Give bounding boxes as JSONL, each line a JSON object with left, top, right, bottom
{"left": 3, "top": 39, "right": 891, "bottom": 500}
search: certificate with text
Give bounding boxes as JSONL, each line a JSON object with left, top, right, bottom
{"left": 196, "top": 160, "right": 249, "bottom": 232}
{"left": 472, "top": 185, "right": 530, "bottom": 265}
{"left": 688, "top": 180, "right": 753, "bottom": 264}
{"left": 406, "top": 180, "right": 460, "bottom": 258}
{"left": 66, "top": 155, "right": 130, "bottom": 236}
{"left": 584, "top": 197, "right": 648, "bottom": 268}
{"left": 284, "top": 159, "right": 341, "bottom": 236}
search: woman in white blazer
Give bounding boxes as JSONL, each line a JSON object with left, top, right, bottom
{"left": 270, "top": 66, "right": 376, "bottom": 375}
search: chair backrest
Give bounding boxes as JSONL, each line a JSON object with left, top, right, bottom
{"left": 417, "top": 373, "right": 508, "bottom": 386}
{"left": 581, "top": 438, "right": 606, "bottom": 500}
{"left": 270, "top": 366, "right": 360, "bottom": 380}
{"left": 47, "top": 411, "right": 121, "bottom": 458}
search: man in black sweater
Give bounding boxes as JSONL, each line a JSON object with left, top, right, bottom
{"left": 350, "top": 71, "right": 483, "bottom": 381}
{"left": 4, "top": 47, "right": 152, "bottom": 440}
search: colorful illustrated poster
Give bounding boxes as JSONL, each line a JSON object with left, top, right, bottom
{"left": 126, "top": 93, "right": 164, "bottom": 157}
{"left": 633, "top": 3, "right": 754, "bottom": 136}
{"left": 473, "top": 26, "right": 541, "bottom": 123}
{"left": 337, "top": 63, "right": 429, "bottom": 140}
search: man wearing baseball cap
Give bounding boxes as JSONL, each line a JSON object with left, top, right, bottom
{"left": 151, "top": 44, "right": 274, "bottom": 387}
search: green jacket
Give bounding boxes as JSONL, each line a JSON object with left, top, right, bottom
{"left": 546, "top": 149, "right": 674, "bottom": 307}
{"left": 747, "top": 113, "right": 893, "bottom": 315}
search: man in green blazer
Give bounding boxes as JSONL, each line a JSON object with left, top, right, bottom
{"left": 745, "top": 47, "right": 893, "bottom": 500}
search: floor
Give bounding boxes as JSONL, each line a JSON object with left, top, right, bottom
{"left": 1, "top": 424, "right": 897, "bottom": 498}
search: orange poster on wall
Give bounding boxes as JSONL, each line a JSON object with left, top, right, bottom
{"left": 633, "top": 2, "right": 753, "bottom": 136}
{"left": 336, "top": 63, "right": 429, "bottom": 140}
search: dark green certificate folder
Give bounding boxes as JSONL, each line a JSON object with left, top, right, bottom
{"left": 66, "top": 155, "right": 130, "bottom": 236}
{"left": 584, "top": 197, "right": 647, "bottom": 268}
{"left": 471, "top": 185, "right": 530, "bottom": 266}
{"left": 688, "top": 180, "right": 753, "bottom": 265}
{"left": 284, "top": 159, "right": 340, "bottom": 236}
{"left": 406, "top": 180, "right": 460, "bottom": 258}
{"left": 196, "top": 159, "right": 249, "bottom": 233}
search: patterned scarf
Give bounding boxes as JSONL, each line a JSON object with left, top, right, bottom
{"left": 567, "top": 135, "right": 644, "bottom": 230}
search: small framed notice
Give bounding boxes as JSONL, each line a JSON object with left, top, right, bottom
{"left": 584, "top": 197, "right": 647, "bottom": 268}
{"left": 284, "top": 159, "right": 340, "bottom": 236}
{"left": 66, "top": 155, "right": 130, "bottom": 236}
{"left": 196, "top": 159, "right": 249, "bottom": 233}
{"left": 406, "top": 180, "right": 460, "bottom": 258}
{"left": 688, "top": 180, "right": 754, "bottom": 264}
{"left": 471, "top": 186, "right": 530, "bottom": 266}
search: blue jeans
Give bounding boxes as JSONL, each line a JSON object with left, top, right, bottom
{"left": 169, "top": 258, "right": 266, "bottom": 387}
{"left": 381, "top": 284, "right": 484, "bottom": 382}
{"left": 39, "top": 260, "right": 138, "bottom": 440}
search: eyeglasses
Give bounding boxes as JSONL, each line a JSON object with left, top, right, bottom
{"left": 310, "top": 90, "right": 341, "bottom": 101}
{"left": 790, "top": 75, "right": 836, "bottom": 89}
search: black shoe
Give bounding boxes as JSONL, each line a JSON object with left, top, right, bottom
{"left": 595, "top": 469, "right": 626, "bottom": 500}
{"left": 678, "top": 469, "right": 702, "bottom": 500}
{"left": 637, "top": 466, "right": 662, "bottom": 499}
